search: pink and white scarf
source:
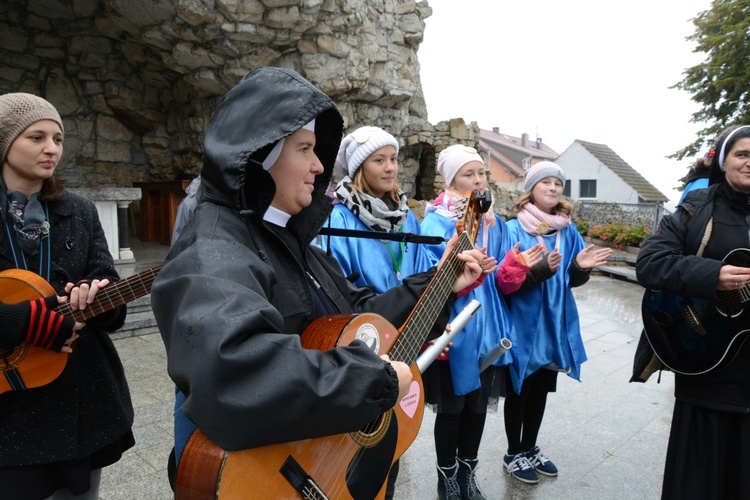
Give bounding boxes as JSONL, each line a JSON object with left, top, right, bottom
{"left": 516, "top": 202, "right": 571, "bottom": 252}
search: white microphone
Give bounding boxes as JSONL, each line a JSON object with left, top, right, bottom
{"left": 417, "top": 300, "right": 481, "bottom": 373}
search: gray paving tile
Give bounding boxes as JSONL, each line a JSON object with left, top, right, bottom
{"left": 101, "top": 243, "right": 674, "bottom": 499}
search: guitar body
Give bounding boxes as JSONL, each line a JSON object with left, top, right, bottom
{"left": 176, "top": 313, "right": 425, "bottom": 500}
{"left": 0, "top": 266, "right": 161, "bottom": 394}
{"left": 642, "top": 248, "right": 750, "bottom": 375}
{"left": 0, "top": 269, "right": 68, "bottom": 394}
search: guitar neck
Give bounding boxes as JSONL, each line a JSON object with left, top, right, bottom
{"left": 55, "top": 266, "right": 162, "bottom": 322}
{"left": 390, "top": 232, "right": 474, "bottom": 364}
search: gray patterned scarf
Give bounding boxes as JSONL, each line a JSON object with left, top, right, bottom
{"left": 334, "top": 176, "right": 409, "bottom": 232}
{"left": 3, "top": 187, "right": 49, "bottom": 256}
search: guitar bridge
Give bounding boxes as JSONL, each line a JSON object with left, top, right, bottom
{"left": 280, "top": 456, "right": 330, "bottom": 499}
{"left": 684, "top": 305, "right": 707, "bottom": 336}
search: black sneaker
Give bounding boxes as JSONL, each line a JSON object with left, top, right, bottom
{"left": 503, "top": 452, "right": 539, "bottom": 484}
{"left": 526, "top": 446, "right": 558, "bottom": 477}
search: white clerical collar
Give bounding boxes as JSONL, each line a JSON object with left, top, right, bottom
{"left": 263, "top": 205, "right": 291, "bottom": 227}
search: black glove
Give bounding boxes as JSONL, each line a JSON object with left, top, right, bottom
{"left": 24, "top": 296, "right": 76, "bottom": 352}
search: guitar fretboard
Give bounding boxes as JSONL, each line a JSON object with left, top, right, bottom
{"left": 390, "top": 232, "right": 475, "bottom": 364}
{"left": 56, "top": 266, "right": 162, "bottom": 322}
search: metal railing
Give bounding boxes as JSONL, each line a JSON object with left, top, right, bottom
{"left": 577, "top": 202, "right": 670, "bottom": 234}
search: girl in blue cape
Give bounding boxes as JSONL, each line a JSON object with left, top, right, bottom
{"left": 502, "top": 161, "right": 611, "bottom": 484}
{"left": 316, "top": 126, "right": 421, "bottom": 292}
{"left": 315, "top": 125, "right": 420, "bottom": 499}
{"left": 417, "top": 144, "right": 543, "bottom": 499}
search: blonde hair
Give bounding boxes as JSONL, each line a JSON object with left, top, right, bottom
{"left": 512, "top": 192, "right": 572, "bottom": 216}
{"left": 350, "top": 164, "right": 401, "bottom": 203}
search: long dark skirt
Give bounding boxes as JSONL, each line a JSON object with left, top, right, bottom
{"left": 422, "top": 359, "right": 504, "bottom": 413}
{"left": 662, "top": 400, "right": 750, "bottom": 499}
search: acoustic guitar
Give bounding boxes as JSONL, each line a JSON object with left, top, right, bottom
{"left": 175, "top": 189, "right": 491, "bottom": 500}
{"left": 641, "top": 248, "right": 750, "bottom": 375}
{"left": 0, "top": 266, "right": 161, "bottom": 394}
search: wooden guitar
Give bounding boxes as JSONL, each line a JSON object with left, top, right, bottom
{"left": 641, "top": 248, "right": 750, "bottom": 375}
{"left": 0, "top": 266, "right": 161, "bottom": 394}
{"left": 175, "top": 189, "right": 491, "bottom": 500}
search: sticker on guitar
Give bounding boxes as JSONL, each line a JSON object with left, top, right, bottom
{"left": 355, "top": 323, "right": 382, "bottom": 353}
{"left": 399, "top": 381, "right": 420, "bottom": 418}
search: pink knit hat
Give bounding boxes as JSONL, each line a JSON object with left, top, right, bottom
{"left": 437, "top": 144, "right": 484, "bottom": 188}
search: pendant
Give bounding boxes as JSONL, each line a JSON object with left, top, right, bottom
{"left": 397, "top": 271, "right": 402, "bottom": 280}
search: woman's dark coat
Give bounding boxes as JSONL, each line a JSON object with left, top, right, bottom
{"left": 0, "top": 191, "right": 133, "bottom": 467}
{"left": 152, "top": 67, "right": 448, "bottom": 451}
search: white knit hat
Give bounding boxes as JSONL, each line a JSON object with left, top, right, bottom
{"left": 524, "top": 161, "right": 566, "bottom": 192}
{"left": 437, "top": 144, "right": 484, "bottom": 188}
{"left": 0, "top": 93, "right": 64, "bottom": 166}
{"left": 334, "top": 126, "right": 399, "bottom": 179}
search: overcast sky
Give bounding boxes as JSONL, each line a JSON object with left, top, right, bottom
{"left": 418, "top": 0, "right": 712, "bottom": 211}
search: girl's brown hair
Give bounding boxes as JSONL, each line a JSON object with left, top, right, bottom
{"left": 351, "top": 165, "right": 401, "bottom": 203}
{"left": 512, "top": 191, "right": 572, "bottom": 216}
{"left": 40, "top": 176, "right": 66, "bottom": 202}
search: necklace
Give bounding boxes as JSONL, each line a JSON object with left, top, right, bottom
{"left": 384, "top": 227, "right": 406, "bottom": 280}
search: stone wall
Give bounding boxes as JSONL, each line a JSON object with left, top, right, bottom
{"left": 0, "top": 0, "right": 479, "bottom": 201}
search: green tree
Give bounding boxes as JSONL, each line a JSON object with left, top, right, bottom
{"left": 672, "top": 0, "right": 750, "bottom": 160}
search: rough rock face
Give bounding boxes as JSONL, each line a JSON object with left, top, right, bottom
{"left": 0, "top": 0, "right": 479, "bottom": 201}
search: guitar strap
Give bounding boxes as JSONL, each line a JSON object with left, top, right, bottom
{"left": 696, "top": 217, "right": 713, "bottom": 258}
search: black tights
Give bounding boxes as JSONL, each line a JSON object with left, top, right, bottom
{"left": 503, "top": 370, "right": 554, "bottom": 455}
{"left": 434, "top": 407, "right": 487, "bottom": 468}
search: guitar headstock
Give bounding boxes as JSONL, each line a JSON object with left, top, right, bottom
{"left": 455, "top": 189, "right": 492, "bottom": 244}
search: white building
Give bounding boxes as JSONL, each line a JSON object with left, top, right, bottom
{"left": 555, "top": 140, "right": 668, "bottom": 204}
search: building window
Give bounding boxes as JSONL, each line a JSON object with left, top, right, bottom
{"left": 563, "top": 180, "right": 571, "bottom": 197}
{"left": 580, "top": 179, "right": 596, "bottom": 198}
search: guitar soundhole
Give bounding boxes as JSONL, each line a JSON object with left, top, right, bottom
{"left": 350, "top": 410, "right": 392, "bottom": 448}
{"left": 0, "top": 345, "right": 26, "bottom": 370}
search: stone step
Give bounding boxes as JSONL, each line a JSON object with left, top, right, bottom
{"left": 596, "top": 265, "right": 638, "bottom": 283}
{"left": 126, "top": 294, "right": 153, "bottom": 314}
{"left": 112, "top": 295, "right": 159, "bottom": 339}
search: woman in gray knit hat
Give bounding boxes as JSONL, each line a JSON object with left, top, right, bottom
{"left": 0, "top": 93, "right": 134, "bottom": 499}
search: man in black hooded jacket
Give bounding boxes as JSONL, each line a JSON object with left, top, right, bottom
{"left": 152, "top": 66, "right": 486, "bottom": 498}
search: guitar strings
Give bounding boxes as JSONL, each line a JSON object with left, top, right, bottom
{"left": 314, "top": 198, "right": 481, "bottom": 498}
{"left": 687, "top": 289, "right": 748, "bottom": 318}
{"left": 326, "top": 232, "right": 475, "bottom": 499}
{"left": 54, "top": 267, "right": 161, "bottom": 322}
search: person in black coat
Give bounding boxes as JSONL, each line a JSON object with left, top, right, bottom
{"left": 636, "top": 124, "right": 750, "bottom": 499}
{"left": 0, "top": 93, "right": 134, "bottom": 499}
{"left": 153, "top": 67, "right": 489, "bottom": 498}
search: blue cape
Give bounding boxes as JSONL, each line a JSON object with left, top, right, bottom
{"left": 315, "top": 203, "right": 422, "bottom": 292}
{"left": 416, "top": 212, "right": 516, "bottom": 396}
{"left": 505, "top": 219, "right": 587, "bottom": 394}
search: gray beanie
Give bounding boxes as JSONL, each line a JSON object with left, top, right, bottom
{"left": 523, "top": 161, "right": 566, "bottom": 192}
{"left": 0, "top": 93, "right": 64, "bottom": 166}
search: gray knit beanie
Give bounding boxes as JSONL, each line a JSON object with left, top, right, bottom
{"left": 523, "top": 161, "right": 566, "bottom": 192}
{"left": 0, "top": 93, "right": 64, "bottom": 166}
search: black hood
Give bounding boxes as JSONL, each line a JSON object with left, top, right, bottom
{"left": 200, "top": 67, "right": 343, "bottom": 234}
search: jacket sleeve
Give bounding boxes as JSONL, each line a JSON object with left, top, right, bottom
{"left": 0, "top": 301, "right": 30, "bottom": 347}
{"left": 517, "top": 255, "right": 555, "bottom": 293}
{"left": 332, "top": 251, "right": 452, "bottom": 343}
{"left": 152, "top": 234, "right": 400, "bottom": 451}
{"left": 568, "top": 258, "right": 592, "bottom": 288}
{"left": 636, "top": 208, "right": 722, "bottom": 299}
{"left": 495, "top": 248, "right": 531, "bottom": 295}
